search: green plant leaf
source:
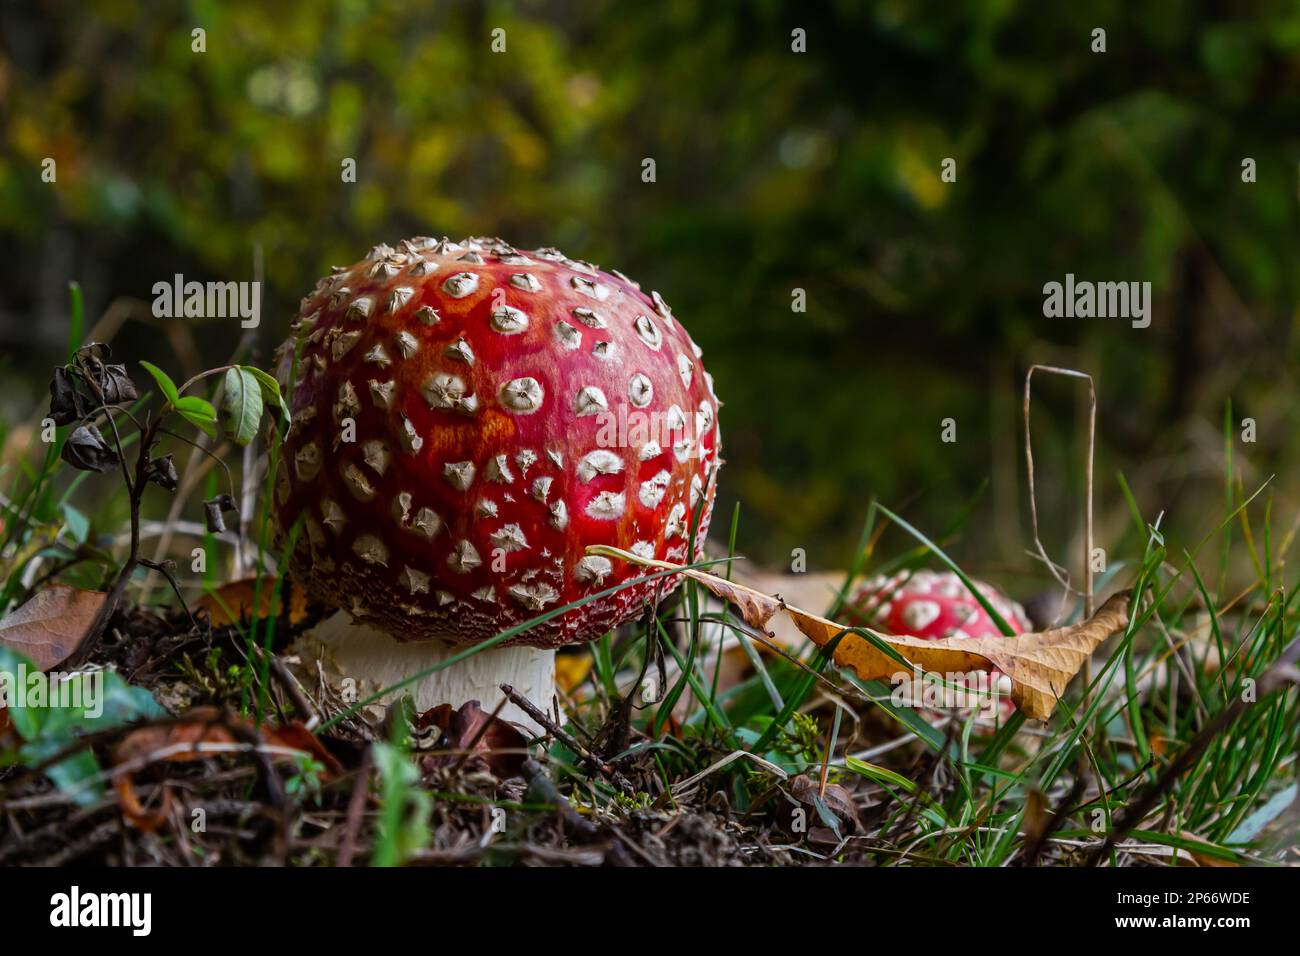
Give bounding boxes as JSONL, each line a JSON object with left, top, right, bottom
{"left": 220, "top": 367, "right": 263, "bottom": 446}
{"left": 175, "top": 395, "right": 218, "bottom": 438}
{"left": 0, "top": 645, "right": 165, "bottom": 806}
{"left": 240, "top": 365, "right": 283, "bottom": 409}
{"left": 138, "top": 361, "right": 180, "bottom": 407}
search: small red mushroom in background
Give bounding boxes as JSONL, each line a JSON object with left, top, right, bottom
{"left": 272, "top": 236, "right": 721, "bottom": 728}
{"left": 849, "top": 570, "right": 1031, "bottom": 721}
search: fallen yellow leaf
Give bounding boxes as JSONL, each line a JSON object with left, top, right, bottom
{"left": 196, "top": 577, "right": 309, "bottom": 628}
{"left": 589, "top": 546, "right": 1130, "bottom": 721}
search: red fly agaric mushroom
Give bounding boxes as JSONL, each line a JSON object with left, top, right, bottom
{"left": 271, "top": 237, "right": 721, "bottom": 727}
{"left": 850, "top": 570, "right": 1031, "bottom": 720}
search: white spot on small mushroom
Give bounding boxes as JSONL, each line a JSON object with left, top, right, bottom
{"left": 577, "top": 449, "right": 623, "bottom": 482}
{"left": 443, "top": 460, "right": 475, "bottom": 491}
{"left": 515, "top": 449, "right": 538, "bottom": 474}
{"left": 443, "top": 337, "right": 474, "bottom": 365}
{"left": 413, "top": 507, "right": 442, "bottom": 539}
{"left": 546, "top": 449, "right": 564, "bottom": 468}
{"left": 294, "top": 442, "right": 321, "bottom": 481}
{"left": 508, "top": 582, "right": 559, "bottom": 610}
{"left": 549, "top": 500, "right": 569, "bottom": 530}
{"left": 422, "top": 372, "right": 469, "bottom": 411}
{"left": 447, "top": 540, "right": 482, "bottom": 573}
{"left": 442, "top": 272, "right": 479, "bottom": 298}
{"left": 334, "top": 381, "right": 360, "bottom": 421}
{"left": 509, "top": 273, "right": 542, "bottom": 293}
{"left": 490, "top": 305, "right": 530, "bottom": 335}
{"left": 329, "top": 286, "right": 351, "bottom": 307}
{"left": 397, "top": 416, "right": 423, "bottom": 454}
{"left": 500, "top": 377, "right": 544, "bottom": 414}
{"left": 676, "top": 352, "right": 694, "bottom": 388}
{"left": 575, "top": 385, "right": 608, "bottom": 417}
{"left": 697, "top": 400, "right": 715, "bottom": 433}
{"left": 665, "top": 503, "right": 687, "bottom": 539}
{"left": 392, "top": 491, "right": 411, "bottom": 526}
{"left": 574, "top": 555, "right": 613, "bottom": 586}
{"left": 362, "top": 440, "right": 391, "bottom": 475}
{"left": 346, "top": 296, "right": 373, "bottom": 321}
{"left": 902, "top": 600, "right": 942, "bottom": 631}
{"left": 322, "top": 499, "right": 346, "bottom": 533}
{"left": 633, "top": 314, "right": 662, "bottom": 350}
{"left": 331, "top": 330, "right": 363, "bottom": 361}
{"left": 401, "top": 566, "right": 430, "bottom": 594}
{"left": 638, "top": 470, "right": 671, "bottom": 507}
{"left": 571, "top": 306, "right": 606, "bottom": 329}
{"left": 571, "top": 276, "right": 609, "bottom": 301}
{"left": 535, "top": 246, "right": 565, "bottom": 260}
{"left": 651, "top": 290, "right": 673, "bottom": 322}
{"left": 364, "top": 343, "right": 392, "bottom": 367}
{"left": 628, "top": 374, "right": 653, "bottom": 408}
{"left": 490, "top": 523, "right": 529, "bottom": 553}
{"left": 484, "top": 454, "right": 515, "bottom": 484}
{"left": 342, "top": 462, "right": 376, "bottom": 501}
{"left": 369, "top": 379, "right": 396, "bottom": 409}
{"left": 415, "top": 305, "right": 440, "bottom": 325}
{"left": 592, "top": 340, "right": 618, "bottom": 362}
{"left": 689, "top": 474, "right": 704, "bottom": 508}
{"left": 673, "top": 436, "right": 696, "bottom": 463}
{"left": 394, "top": 330, "right": 420, "bottom": 358}
{"left": 475, "top": 498, "right": 498, "bottom": 518}
{"left": 387, "top": 287, "right": 414, "bottom": 312}
{"left": 408, "top": 259, "right": 435, "bottom": 278}
{"left": 554, "top": 321, "right": 581, "bottom": 350}
{"left": 531, "top": 476, "right": 553, "bottom": 502}
{"left": 585, "top": 491, "right": 625, "bottom": 520}
{"left": 631, "top": 540, "right": 655, "bottom": 560}
{"left": 352, "top": 534, "right": 388, "bottom": 567}
{"left": 665, "top": 404, "right": 686, "bottom": 432}
{"left": 639, "top": 440, "right": 663, "bottom": 461}
{"left": 471, "top": 585, "right": 496, "bottom": 602}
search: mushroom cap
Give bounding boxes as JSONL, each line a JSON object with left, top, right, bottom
{"left": 272, "top": 237, "right": 721, "bottom": 648}
{"left": 849, "top": 570, "right": 1031, "bottom": 640}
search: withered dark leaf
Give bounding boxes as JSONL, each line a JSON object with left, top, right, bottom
{"left": 72, "top": 343, "right": 137, "bottom": 405}
{"left": 203, "top": 498, "right": 226, "bottom": 534}
{"left": 203, "top": 493, "right": 239, "bottom": 533}
{"left": 61, "top": 423, "right": 120, "bottom": 472}
{"left": 145, "top": 454, "right": 179, "bottom": 491}
{"left": 99, "top": 363, "right": 139, "bottom": 404}
{"left": 48, "top": 367, "right": 92, "bottom": 426}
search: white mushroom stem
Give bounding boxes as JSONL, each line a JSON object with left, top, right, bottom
{"left": 303, "top": 610, "right": 557, "bottom": 733}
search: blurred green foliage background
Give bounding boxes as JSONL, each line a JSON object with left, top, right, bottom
{"left": 1, "top": 0, "right": 1298, "bottom": 585}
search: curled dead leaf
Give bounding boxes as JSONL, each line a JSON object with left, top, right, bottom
{"left": 0, "top": 585, "right": 106, "bottom": 671}
{"left": 588, "top": 546, "right": 1131, "bottom": 721}
{"left": 417, "top": 700, "right": 528, "bottom": 778}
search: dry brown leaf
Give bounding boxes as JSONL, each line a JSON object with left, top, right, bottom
{"left": 0, "top": 585, "right": 106, "bottom": 671}
{"left": 111, "top": 706, "right": 341, "bottom": 831}
{"left": 589, "top": 546, "right": 1131, "bottom": 721}
{"left": 196, "top": 577, "right": 309, "bottom": 628}
{"left": 417, "top": 700, "right": 528, "bottom": 778}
